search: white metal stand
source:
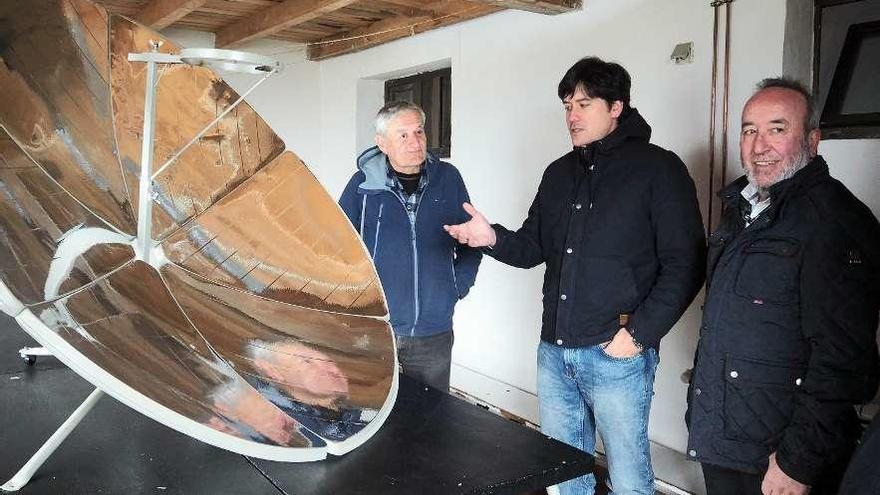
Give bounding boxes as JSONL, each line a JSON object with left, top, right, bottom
{"left": 126, "top": 44, "right": 282, "bottom": 264}
{"left": 18, "top": 346, "right": 52, "bottom": 366}
{"left": 1, "top": 388, "right": 104, "bottom": 492}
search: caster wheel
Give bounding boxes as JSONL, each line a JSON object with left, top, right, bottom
{"left": 23, "top": 355, "right": 36, "bottom": 366}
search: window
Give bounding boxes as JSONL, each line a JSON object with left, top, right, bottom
{"left": 814, "top": 0, "right": 880, "bottom": 138}
{"left": 385, "top": 68, "right": 451, "bottom": 157}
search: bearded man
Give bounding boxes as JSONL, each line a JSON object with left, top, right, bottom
{"left": 685, "top": 78, "right": 880, "bottom": 495}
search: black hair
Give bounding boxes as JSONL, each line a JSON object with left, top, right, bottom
{"left": 755, "top": 77, "right": 817, "bottom": 131}
{"left": 558, "top": 56, "right": 631, "bottom": 110}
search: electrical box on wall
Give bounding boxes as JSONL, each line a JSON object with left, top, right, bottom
{"left": 670, "top": 42, "right": 694, "bottom": 64}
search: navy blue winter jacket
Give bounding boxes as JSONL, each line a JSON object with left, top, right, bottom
{"left": 686, "top": 157, "right": 880, "bottom": 485}
{"left": 338, "top": 146, "right": 481, "bottom": 337}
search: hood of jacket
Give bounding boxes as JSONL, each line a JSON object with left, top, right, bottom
{"left": 574, "top": 107, "right": 652, "bottom": 157}
{"left": 355, "top": 145, "right": 438, "bottom": 194}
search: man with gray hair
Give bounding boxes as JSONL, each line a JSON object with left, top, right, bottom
{"left": 686, "top": 78, "right": 880, "bottom": 494}
{"left": 339, "top": 101, "right": 481, "bottom": 392}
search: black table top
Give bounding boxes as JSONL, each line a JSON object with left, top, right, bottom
{"left": 1, "top": 314, "right": 592, "bottom": 494}
{"left": 254, "top": 375, "right": 593, "bottom": 494}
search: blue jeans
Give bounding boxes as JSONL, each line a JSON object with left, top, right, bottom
{"left": 396, "top": 331, "right": 454, "bottom": 392}
{"left": 538, "top": 341, "right": 659, "bottom": 495}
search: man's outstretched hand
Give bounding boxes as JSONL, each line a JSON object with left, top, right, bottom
{"left": 444, "top": 202, "right": 496, "bottom": 248}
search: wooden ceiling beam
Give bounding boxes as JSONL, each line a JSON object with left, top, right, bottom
{"left": 215, "top": 0, "right": 359, "bottom": 48}
{"left": 135, "top": 0, "right": 208, "bottom": 29}
{"left": 376, "top": 0, "right": 427, "bottom": 6}
{"left": 372, "top": 0, "right": 435, "bottom": 17}
{"left": 467, "top": 0, "right": 581, "bottom": 15}
{"left": 307, "top": 1, "right": 501, "bottom": 60}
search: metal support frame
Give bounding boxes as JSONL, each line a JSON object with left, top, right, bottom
{"left": 18, "top": 346, "right": 52, "bottom": 366}
{"left": 1, "top": 388, "right": 104, "bottom": 492}
{"left": 126, "top": 44, "right": 282, "bottom": 265}
{"left": 133, "top": 41, "right": 162, "bottom": 265}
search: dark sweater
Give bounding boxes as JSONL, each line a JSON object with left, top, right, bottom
{"left": 394, "top": 170, "right": 421, "bottom": 196}
{"left": 488, "top": 108, "right": 706, "bottom": 349}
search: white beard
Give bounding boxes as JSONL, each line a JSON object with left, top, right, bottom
{"left": 746, "top": 141, "right": 812, "bottom": 199}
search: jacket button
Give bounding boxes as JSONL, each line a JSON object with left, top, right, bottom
{"left": 566, "top": 248, "right": 573, "bottom": 254}
{"left": 795, "top": 378, "right": 802, "bottom": 386}
{"left": 730, "top": 371, "right": 738, "bottom": 379}
{"left": 560, "top": 294, "right": 567, "bottom": 300}
{"left": 556, "top": 339, "right": 563, "bottom": 345}
{"left": 575, "top": 203, "right": 582, "bottom": 210}
{"left": 695, "top": 388, "right": 702, "bottom": 396}
{"left": 688, "top": 449, "right": 697, "bottom": 457}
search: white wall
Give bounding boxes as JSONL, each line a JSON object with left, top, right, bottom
{"left": 723, "top": 0, "right": 787, "bottom": 184}
{"left": 167, "top": 0, "right": 772, "bottom": 451}
{"left": 300, "top": 0, "right": 784, "bottom": 457}
{"left": 822, "top": 140, "right": 880, "bottom": 216}
{"left": 164, "top": 0, "right": 879, "bottom": 488}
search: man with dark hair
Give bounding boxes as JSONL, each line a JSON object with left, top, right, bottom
{"left": 686, "top": 77, "right": 880, "bottom": 495}
{"left": 444, "top": 57, "right": 706, "bottom": 494}
{"left": 339, "top": 101, "right": 481, "bottom": 392}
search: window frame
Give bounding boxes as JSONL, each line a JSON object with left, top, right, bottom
{"left": 813, "top": 0, "right": 880, "bottom": 139}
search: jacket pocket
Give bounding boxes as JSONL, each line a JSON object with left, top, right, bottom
{"left": 722, "top": 355, "right": 806, "bottom": 446}
{"left": 578, "top": 257, "right": 639, "bottom": 309}
{"left": 734, "top": 237, "right": 800, "bottom": 305}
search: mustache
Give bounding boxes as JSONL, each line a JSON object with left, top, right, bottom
{"left": 744, "top": 140, "right": 812, "bottom": 189}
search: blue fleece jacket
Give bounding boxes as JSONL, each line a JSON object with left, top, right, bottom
{"left": 338, "top": 146, "right": 481, "bottom": 337}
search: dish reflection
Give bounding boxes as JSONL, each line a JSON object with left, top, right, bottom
{"left": 0, "top": 0, "right": 396, "bottom": 462}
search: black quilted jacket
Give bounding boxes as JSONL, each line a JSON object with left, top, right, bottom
{"left": 686, "top": 156, "right": 880, "bottom": 486}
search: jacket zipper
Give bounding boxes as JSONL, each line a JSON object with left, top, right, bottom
{"left": 372, "top": 203, "right": 383, "bottom": 258}
{"left": 450, "top": 247, "right": 459, "bottom": 299}
{"left": 391, "top": 189, "right": 422, "bottom": 336}
{"left": 359, "top": 195, "right": 367, "bottom": 236}
{"left": 410, "top": 195, "right": 422, "bottom": 336}
{"left": 586, "top": 154, "right": 596, "bottom": 210}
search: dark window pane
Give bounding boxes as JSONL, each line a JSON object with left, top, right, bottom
{"left": 815, "top": 1, "right": 880, "bottom": 138}
{"left": 840, "top": 33, "right": 880, "bottom": 114}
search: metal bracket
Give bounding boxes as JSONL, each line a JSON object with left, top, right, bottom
{"left": 1, "top": 389, "right": 104, "bottom": 492}
{"left": 126, "top": 42, "right": 283, "bottom": 267}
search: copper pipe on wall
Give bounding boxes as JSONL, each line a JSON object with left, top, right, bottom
{"left": 706, "top": 5, "right": 720, "bottom": 239}
{"left": 707, "top": 0, "right": 734, "bottom": 237}
{"left": 720, "top": 1, "right": 733, "bottom": 206}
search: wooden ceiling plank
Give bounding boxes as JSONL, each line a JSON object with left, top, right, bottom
{"left": 349, "top": 0, "right": 434, "bottom": 18}
{"left": 136, "top": 0, "right": 209, "bottom": 29}
{"left": 93, "top": 0, "right": 143, "bottom": 16}
{"left": 307, "top": 1, "right": 500, "bottom": 60}
{"left": 466, "top": 0, "right": 581, "bottom": 15}
{"left": 215, "top": 0, "right": 359, "bottom": 47}
{"left": 373, "top": 0, "right": 427, "bottom": 9}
